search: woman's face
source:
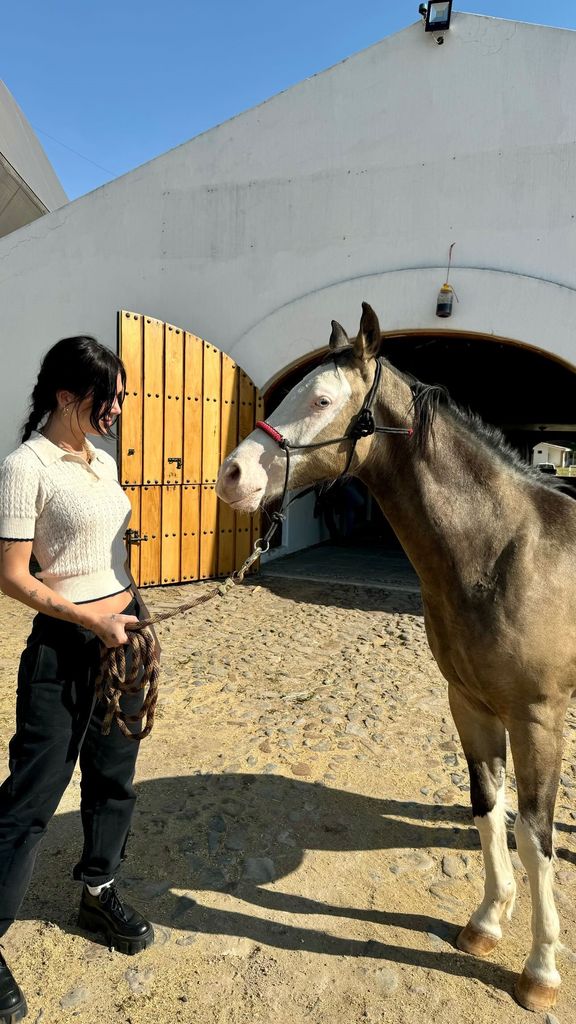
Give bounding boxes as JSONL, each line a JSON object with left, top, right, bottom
{"left": 61, "top": 372, "right": 125, "bottom": 437}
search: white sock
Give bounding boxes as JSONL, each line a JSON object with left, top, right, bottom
{"left": 86, "top": 879, "right": 114, "bottom": 896}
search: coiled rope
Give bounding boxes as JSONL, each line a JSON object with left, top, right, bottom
{"left": 95, "top": 549, "right": 264, "bottom": 741}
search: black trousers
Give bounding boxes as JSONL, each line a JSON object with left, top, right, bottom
{"left": 0, "top": 595, "right": 144, "bottom": 938}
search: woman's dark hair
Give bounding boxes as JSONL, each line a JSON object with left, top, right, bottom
{"left": 21, "top": 336, "right": 127, "bottom": 443}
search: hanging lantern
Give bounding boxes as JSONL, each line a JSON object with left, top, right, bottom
{"left": 436, "top": 242, "right": 457, "bottom": 318}
{"left": 436, "top": 283, "right": 454, "bottom": 318}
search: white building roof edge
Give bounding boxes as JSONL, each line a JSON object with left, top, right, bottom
{"left": 0, "top": 80, "right": 67, "bottom": 211}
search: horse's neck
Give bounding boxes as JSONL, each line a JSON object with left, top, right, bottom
{"left": 358, "top": 374, "right": 525, "bottom": 593}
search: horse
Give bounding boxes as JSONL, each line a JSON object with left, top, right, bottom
{"left": 215, "top": 303, "right": 576, "bottom": 1013}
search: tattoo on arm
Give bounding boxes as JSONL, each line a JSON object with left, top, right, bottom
{"left": 45, "top": 595, "right": 69, "bottom": 615}
{"left": 1, "top": 539, "right": 32, "bottom": 554}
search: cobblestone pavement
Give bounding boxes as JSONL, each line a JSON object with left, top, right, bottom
{"left": 262, "top": 541, "right": 420, "bottom": 591}
{"left": 0, "top": 572, "right": 575, "bottom": 1024}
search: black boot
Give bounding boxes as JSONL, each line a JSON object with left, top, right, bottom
{"left": 0, "top": 951, "right": 27, "bottom": 1023}
{"left": 78, "top": 885, "right": 154, "bottom": 955}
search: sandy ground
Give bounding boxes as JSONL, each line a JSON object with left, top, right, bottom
{"left": 1, "top": 574, "right": 576, "bottom": 1024}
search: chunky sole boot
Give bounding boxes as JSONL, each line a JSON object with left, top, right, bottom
{"left": 77, "top": 886, "right": 154, "bottom": 955}
{"left": 0, "top": 955, "right": 27, "bottom": 1023}
{"left": 0, "top": 1002, "right": 27, "bottom": 1024}
{"left": 78, "top": 904, "right": 154, "bottom": 954}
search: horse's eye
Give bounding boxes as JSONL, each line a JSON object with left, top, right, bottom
{"left": 315, "top": 397, "right": 331, "bottom": 408}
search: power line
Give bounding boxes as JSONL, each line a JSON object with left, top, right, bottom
{"left": 32, "top": 125, "right": 117, "bottom": 177}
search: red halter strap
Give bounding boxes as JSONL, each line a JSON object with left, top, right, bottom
{"left": 251, "top": 367, "right": 413, "bottom": 551}
{"left": 255, "top": 420, "right": 285, "bottom": 444}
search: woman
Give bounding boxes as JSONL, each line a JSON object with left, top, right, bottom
{"left": 0, "top": 336, "right": 159, "bottom": 1023}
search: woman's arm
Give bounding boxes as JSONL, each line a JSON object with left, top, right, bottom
{"left": 0, "top": 539, "right": 138, "bottom": 646}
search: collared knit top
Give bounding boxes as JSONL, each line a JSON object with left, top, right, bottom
{"left": 0, "top": 430, "right": 132, "bottom": 603}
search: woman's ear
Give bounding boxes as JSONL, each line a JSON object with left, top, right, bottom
{"left": 55, "top": 388, "right": 75, "bottom": 410}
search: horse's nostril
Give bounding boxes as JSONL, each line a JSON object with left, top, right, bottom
{"left": 225, "top": 461, "right": 241, "bottom": 485}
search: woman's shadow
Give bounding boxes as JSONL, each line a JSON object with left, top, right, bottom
{"left": 19, "top": 772, "right": 524, "bottom": 995}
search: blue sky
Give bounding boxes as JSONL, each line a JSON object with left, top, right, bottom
{"left": 4, "top": 1, "right": 576, "bottom": 200}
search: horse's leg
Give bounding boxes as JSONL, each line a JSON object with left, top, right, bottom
{"left": 448, "top": 685, "right": 516, "bottom": 957}
{"left": 508, "top": 714, "right": 564, "bottom": 1012}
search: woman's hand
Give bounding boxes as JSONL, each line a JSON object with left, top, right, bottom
{"left": 84, "top": 611, "right": 140, "bottom": 648}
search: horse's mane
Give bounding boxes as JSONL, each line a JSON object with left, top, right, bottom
{"left": 402, "top": 369, "right": 574, "bottom": 496}
{"left": 324, "top": 347, "right": 572, "bottom": 497}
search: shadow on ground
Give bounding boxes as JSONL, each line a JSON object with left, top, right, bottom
{"left": 18, "top": 773, "right": 526, "bottom": 996}
{"left": 259, "top": 576, "right": 423, "bottom": 615}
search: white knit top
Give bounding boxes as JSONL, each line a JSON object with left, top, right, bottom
{"left": 0, "top": 430, "right": 132, "bottom": 603}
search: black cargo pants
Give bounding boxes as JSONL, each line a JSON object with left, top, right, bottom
{"left": 0, "top": 595, "right": 143, "bottom": 937}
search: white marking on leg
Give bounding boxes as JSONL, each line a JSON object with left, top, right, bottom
{"left": 515, "top": 814, "right": 560, "bottom": 988}
{"left": 470, "top": 784, "right": 516, "bottom": 940}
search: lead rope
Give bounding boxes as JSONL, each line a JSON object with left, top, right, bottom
{"left": 95, "top": 534, "right": 273, "bottom": 741}
{"left": 97, "top": 358, "right": 413, "bottom": 741}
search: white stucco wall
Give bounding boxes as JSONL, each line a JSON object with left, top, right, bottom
{"left": 263, "top": 491, "right": 331, "bottom": 563}
{"left": 1, "top": 12, "right": 576, "bottom": 466}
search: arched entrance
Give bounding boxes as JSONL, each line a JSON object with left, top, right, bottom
{"left": 263, "top": 333, "right": 576, "bottom": 559}
{"left": 118, "top": 310, "right": 263, "bottom": 587}
{"left": 381, "top": 333, "right": 576, "bottom": 457}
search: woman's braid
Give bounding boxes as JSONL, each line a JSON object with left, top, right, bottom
{"left": 21, "top": 380, "right": 53, "bottom": 443}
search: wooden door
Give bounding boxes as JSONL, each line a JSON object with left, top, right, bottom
{"left": 118, "top": 310, "right": 263, "bottom": 587}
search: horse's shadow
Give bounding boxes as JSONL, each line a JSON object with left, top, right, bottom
{"left": 20, "top": 773, "right": 525, "bottom": 995}
{"left": 259, "top": 573, "right": 423, "bottom": 615}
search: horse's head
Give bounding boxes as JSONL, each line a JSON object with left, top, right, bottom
{"left": 216, "top": 303, "right": 385, "bottom": 513}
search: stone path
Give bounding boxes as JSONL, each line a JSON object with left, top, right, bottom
{"left": 0, "top": 574, "right": 575, "bottom": 1023}
{"left": 262, "top": 541, "right": 420, "bottom": 592}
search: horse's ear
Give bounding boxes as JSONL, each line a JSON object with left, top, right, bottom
{"left": 354, "top": 302, "right": 382, "bottom": 361}
{"left": 329, "top": 320, "right": 349, "bottom": 351}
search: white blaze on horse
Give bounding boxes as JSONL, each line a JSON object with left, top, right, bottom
{"left": 216, "top": 303, "right": 576, "bottom": 1013}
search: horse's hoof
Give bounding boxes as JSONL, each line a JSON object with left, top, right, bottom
{"left": 514, "top": 970, "right": 559, "bottom": 1013}
{"left": 456, "top": 922, "right": 499, "bottom": 958}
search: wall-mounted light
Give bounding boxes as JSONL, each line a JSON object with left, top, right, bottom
{"left": 419, "top": 2, "right": 453, "bottom": 43}
{"left": 424, "top": 1, "right": 453, "bottom": 31}
{"left": 436, "top": 242, "right": 458, "bottom": 318}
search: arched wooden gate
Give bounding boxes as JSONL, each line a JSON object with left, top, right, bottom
{"left": 118, "top": 310, "right": 263, "bottom": 587}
